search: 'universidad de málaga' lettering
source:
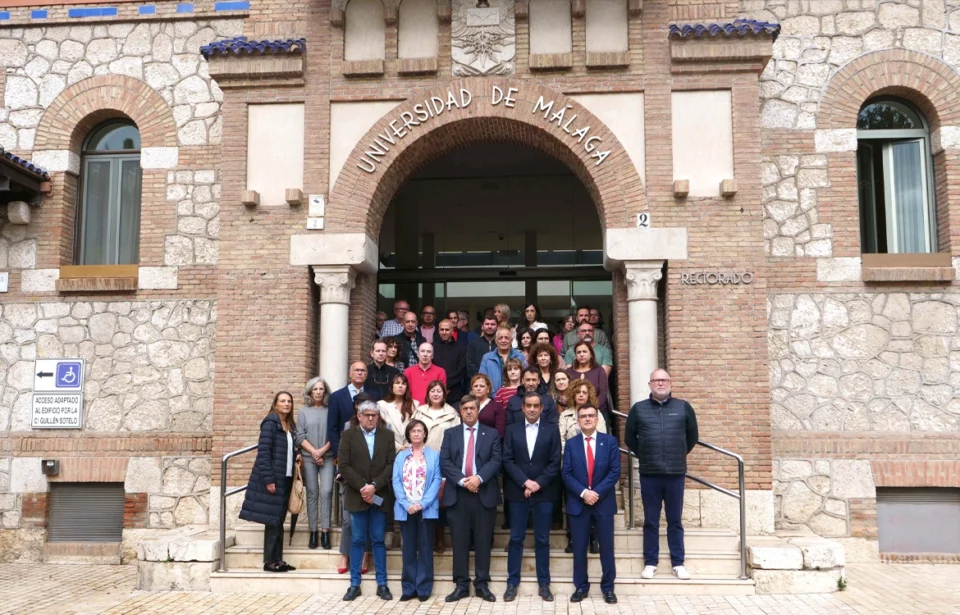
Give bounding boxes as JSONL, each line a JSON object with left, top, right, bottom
{"left": 356, "top": 85, "right": 613, "bottom": 173}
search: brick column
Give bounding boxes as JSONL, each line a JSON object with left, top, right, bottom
{"left": 623, "top": 260, "right": 663, "bottom": 404}
{"left": 314, "top": 266, "right": 357, "bottom": 390}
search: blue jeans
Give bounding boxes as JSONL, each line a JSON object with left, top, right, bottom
{"left": 350, "top": 508, "right": 387, "bottom": 586}
{"left": 399, "top": 512, "right": 434, "bottom": 597}
{"left": 507, "top": 499, "right": 552, "bottom": 586}
{"left": 640, "top": 474, "right": 685, "bottom": 567}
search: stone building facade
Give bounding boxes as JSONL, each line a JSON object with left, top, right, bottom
{"left": 0, "top": 0, "right": 957, "bottom": 567}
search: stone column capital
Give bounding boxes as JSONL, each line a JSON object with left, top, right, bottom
{"left": 313, "top": 266, "right": 356, "bottom": 305}
{"left": 624, "top": 261, "right": 663, "bottom": 302}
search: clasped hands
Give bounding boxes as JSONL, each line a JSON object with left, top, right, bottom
{"left": 582, "top": 489, "right": 599, "bottom": 505}
{"left": 523, "top": 479, "right": 541, "bottom": 499}
{"left": 360, "top": 483, "right": 376, "bottom": 504}
{"left": 462, "top": 475, "right": 482, "bottom": 493}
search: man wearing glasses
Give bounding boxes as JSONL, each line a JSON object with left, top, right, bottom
{"left": 624, "top": 369, "right": 699, "bottom": 581}
{"left": 328, "top": 362, "right": 372, "bottom": 460}
{"left": 418, "top": 305, "right": 438, "bottom": 344}
{"left": 380, "top": 300, "right": 410, "bottom": 338}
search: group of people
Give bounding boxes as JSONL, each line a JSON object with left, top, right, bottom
{"left": 239, "top": 300, "right": 700, "bottom": 604}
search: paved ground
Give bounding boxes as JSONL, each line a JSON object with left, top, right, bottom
{"left": 1, "top": 562, "right": 958, "bottom": 614}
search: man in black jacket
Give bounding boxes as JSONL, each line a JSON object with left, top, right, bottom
{"left": 502, "top": 391, "right": 561, "bottom": 602}
{"left": 466, "top": 315, "right": 498, "bottom": 378}
{"left": 365, "top": 339, "right": 399, "bottom": 400}
{"left": 624, "top": 369, "right": 699, "bottom": 581}
{"left": 505, "top": 368, "right": 560, "bottom": 426}
{"left": 433, "top": 319, "right": 467, "bottom": 405}
{"left": 395, "top": 312, "right": 425, "bottom": 369}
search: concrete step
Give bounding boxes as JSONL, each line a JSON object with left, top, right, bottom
{"left": 233, "top": 524, "right": 740, "bottom": 552}
{"left": 210, "top": 570, "right": 755, "bottom": 596}
{"left": 224, "top": 546, "right": 743, "bottom": 576}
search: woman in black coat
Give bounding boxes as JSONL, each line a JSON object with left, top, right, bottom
{"left": 239, "top": 391, "right": 300, "bottom": 572}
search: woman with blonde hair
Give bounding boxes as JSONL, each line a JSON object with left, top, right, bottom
{"left": 295, "top": 377, "right": 335, "bottom": 550}
{"left": 471, "top": 373, "right": 505, "bottom": 438}
{"left": 379, "top": 373, "right": 417, "bottom": 453}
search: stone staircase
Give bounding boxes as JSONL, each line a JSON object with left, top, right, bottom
{"left": 210, "top": 508, "right": 754, "bottom": 596}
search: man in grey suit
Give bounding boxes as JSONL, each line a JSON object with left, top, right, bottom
{"left": 439, "top": 394, "right": 502, "bottom": 603}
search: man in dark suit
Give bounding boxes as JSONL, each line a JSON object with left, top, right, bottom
{"left": 338, "top": 399, "right": 397, "bottom": 601}
{"left": 562, "top": 404, "right": 620, "bottom": 604}
{"left": 502, "top": 391, "right": 561, "bottom": 602}
{"left": 433, "top": 319, "right": 467, "bottom": 404}
{"left": 439, "top": 394, "right": 502, "bottom": 602}
{"left": 327, "top": 361, "right": 371, "bottom": 460}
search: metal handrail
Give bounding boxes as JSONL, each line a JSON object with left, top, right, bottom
{"left": 611, "top": 409, "right": 748, "bottom": 580}
{"left": 218, "top": 444, "right": 257, "bottom": 573}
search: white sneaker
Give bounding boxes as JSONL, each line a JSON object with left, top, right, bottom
{"left": 673, "top": 565, "right": 691, "bottom": 580}
{"left": 640, "top": 565, "right": 656, "bottom": 579}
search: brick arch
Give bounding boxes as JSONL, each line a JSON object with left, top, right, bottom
{"left": 328, "top": 78, "right": 645, "bottom": 237}
{"left": 819, "top": 49, "right": 960, "bottom": 130}
{"left": 35, "top": 75, "right": 178, "bottom": 151}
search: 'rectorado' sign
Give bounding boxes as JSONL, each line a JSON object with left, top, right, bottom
{"left": 355, "top": 85, "right": 614, "bottom": 174}
{"left": 680, "top": 271, "right": 755, "bottom": 286}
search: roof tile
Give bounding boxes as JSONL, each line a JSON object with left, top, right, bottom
{"left": 668, "top": 18, "right": 781, "bottom": 42}
{"left": 200, "top": 36, "right": 306, "bottom": 59}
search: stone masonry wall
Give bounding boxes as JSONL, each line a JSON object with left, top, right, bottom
{"left": 0, "top": 300, "right": 216, "bottom": 432}
{"left": 0, "top": 19, "right": 241, "bottom": 150}
{"left": 769, "top": 292, "right": 960, "bottom": 432}
{"left": 745, "top": 0, "right": 960, "bottom": 256}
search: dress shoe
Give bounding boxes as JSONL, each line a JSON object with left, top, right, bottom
{"left": 277, "top": 561, "right": 296, "bottom": 572}
{"left": 376, "top": 585, "right": 393, "bottom": 600}
{"left": 263, "top": 562, "right": 286, "bottom": 573}
{"left": 418, "top": 595, "right": 430, "bottom": 602}
{"left": 570, "top": 588, "right": 589, "bottom": 602}
{"left": 475, "top": 586, "right": 496, "bottom": 602}
{"left": 343, "top": 586, "right": 361, "bottom": 601}
{"left": 445, "top": 587, "right": 469, "bottom": 602}
{"left": 590, "top": 536, "right": 600, "bottom": 554}
{"left": 603, "top": 591, "right": 618, "bottom": 604}
{"left": 539, "top": 585, "right": 554, "bottom": 602}
{"left": 320, "top": 531, "right": 331, "bottom": 550}
{"left": 308, "top": 531, "right": 319, "bottom": 550}
{"left": 399, "top": 594, "right": 416, "bottom": 602}
{"left": 503, "top": 584, "right": 518, "bottom": 602}
{"left": 565, "top": 538, "right": 573, "bottom": 554}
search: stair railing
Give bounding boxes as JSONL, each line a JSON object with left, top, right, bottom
{"left": 610, "top": 409, "right": 748, "bottom": 579}
{"left": 218, "top": 444, "right": 257, "bottom": 573}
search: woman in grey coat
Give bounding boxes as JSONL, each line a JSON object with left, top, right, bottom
{"left": 296, "top": 377, "right": 335, "bottom": 550}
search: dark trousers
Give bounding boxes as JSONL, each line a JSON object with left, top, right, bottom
{"left": 570, "top": 505, "right": 615, "bottom": 593}
{"left": 640, "top": 474, "right": 685, "bottom": 567}
{"left": 350, "top": 507, "right": 388, "bottom": 587}
{"left": 399, "top": 512, "right": 435, "bottom": 598}
{"left": 262, "top": 476, "right": 293, "bottom": 564}
{"left": 507, "top": 499, "right": 552, "bottom": 586}
{"left": 448, "top": 490, "right": 496, "bottom": 590}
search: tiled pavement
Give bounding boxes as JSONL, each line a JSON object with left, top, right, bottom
{"left": 1, "top": 562, "right": 959, "bottom": 614}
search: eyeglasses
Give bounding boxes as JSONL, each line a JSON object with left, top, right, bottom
{"left": 651, "top": 379, "right": 671, "bottom": 384}
{"left": 578, "top": 413, "right": 598, "bottom": 419}
{"left": 352, "top": 368, "right": 368, "bottom": 373}
{"left": 422, "top": 311, "right": 435, "bottom": 316}
{"left": 360, "top": 412, "right": 379, "bottom": 417}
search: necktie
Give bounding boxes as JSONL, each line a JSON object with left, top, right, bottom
{"left": 465, "top": 427, "right": 476, "bottom": 477}
{"left": 585, "top": 436, "right": 594, "bottom": 488}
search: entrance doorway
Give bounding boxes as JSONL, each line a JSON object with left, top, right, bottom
{"left": 377, "top": 142, "right": 612, "bottom": 331}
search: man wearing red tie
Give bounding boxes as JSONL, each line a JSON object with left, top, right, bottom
{"left": 439, "top": 395, "right": 502, "bottom": 602}
{"left": 562, "top": 404, "right": 620, "bottom": 604}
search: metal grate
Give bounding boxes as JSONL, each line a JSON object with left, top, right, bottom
{"left": 47, "top": 483, "right": 125, "bottom": 543}
{"left": 877, "top": 488, "right": 960, "bottom": 554}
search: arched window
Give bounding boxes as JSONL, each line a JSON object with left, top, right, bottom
{"left": 856, "top": 98, "right": 936, "bottom": 254}
{"left": 76, "top": 120, "right": 142, "bottom": 265}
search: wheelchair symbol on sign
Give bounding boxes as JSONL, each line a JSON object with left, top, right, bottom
{"left": 56, "top": 362, "right": 82, "bottom": 388}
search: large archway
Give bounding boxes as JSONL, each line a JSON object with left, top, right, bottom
{"left": 326, "top": 78, "right": 647, "bottom": 237}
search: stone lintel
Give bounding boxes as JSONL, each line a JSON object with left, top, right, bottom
{"left": 604, "top": 227, "right": 688, "bottom": 271}
{"left": 290, "top": 232, "right": 379, "bottom": 274}
{"left": 207, "top": 55, "right": 305, "bottom": 88}
{"left": 670, "top": 37, "right": 773, "bottom": 68}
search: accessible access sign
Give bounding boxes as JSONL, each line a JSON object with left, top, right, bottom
{"left": 32, "top": 359, "right": 85, "bottom": 429}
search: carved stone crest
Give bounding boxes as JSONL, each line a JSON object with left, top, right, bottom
{"left": 451, "top": 0, "right": 515, "bottom": 76}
